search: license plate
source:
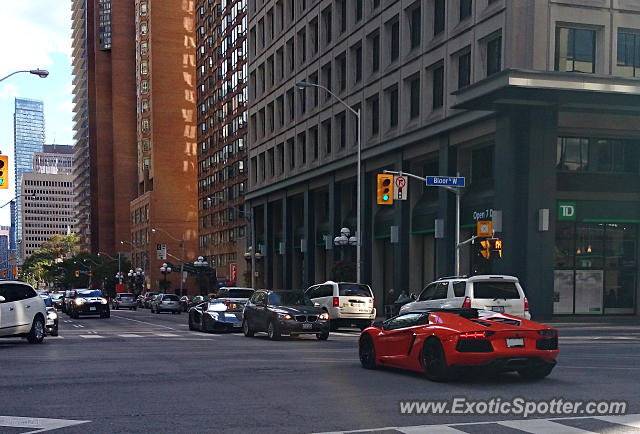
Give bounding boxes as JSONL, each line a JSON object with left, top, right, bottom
{"left": 233, "top": 323, "right": 242, "bottom": 328}
{"left": 89, "top": 307, "right": 96, "bottom": 311}
{"left": 491, "top": 306, "right": 505, "bottom": 312}
{"left": 506, "top": 338, "right": 524, "bottom": 348}
{"left": 302, "top": 323, "right": 312, "bottom": 330}
{"left": 358, "top": 309, "right": 370, "bottom": 313}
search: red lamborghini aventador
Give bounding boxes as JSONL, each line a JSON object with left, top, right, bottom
{"left": 358, "top": 308, "right": 558, "bottom": 381}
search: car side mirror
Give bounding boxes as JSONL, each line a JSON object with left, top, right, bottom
{"left": 372, "top": 320, "right": 384, "bottom": 329}
{"left": 411, "top": 293, "right": 417, "bottom": 301}
{"left": 0, "top": 295, "right": 5, "bottom": 303}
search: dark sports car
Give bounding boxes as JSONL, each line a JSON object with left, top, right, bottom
{"left": 359, "top": 308, "right": 558, "bottom": 381}
{"left": 189, "top": 300, "right": 245, "bottom": 332}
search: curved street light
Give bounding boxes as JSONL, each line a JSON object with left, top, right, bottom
{"left": 296, "top": 81, "right": 362, "bottom": 283}
{"left": 0, "top": 69, "right": 49, "bottom": 83}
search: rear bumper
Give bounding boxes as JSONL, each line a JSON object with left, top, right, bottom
{"left": 116, "top": 301, "right": 136, "bottom": 308}
{"left": 453, "top": 356, "right": 556, "bottom": 373}
{"left": 156, "top": 304, "right": 181, "bottom": 312}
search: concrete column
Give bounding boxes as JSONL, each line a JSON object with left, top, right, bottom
{"left": 263, "top": 202, "right": 273, "bottom": 289}
{"left": 393, "top": 153, "right": 410, "bottom": 292}
{"left": 328, "top": 175, "right": 339, "bottom": 273}
{"left": 494, "top": 107, "right": 557, "bottom": 319}
{"left": 303, "top": 185, "right": 315, "bottom": 288}
{"left": 282, "top": 194, "right": 292, "bottom": 290}
{"left": 436, "top": 134, "right": 456, "bottom": 277}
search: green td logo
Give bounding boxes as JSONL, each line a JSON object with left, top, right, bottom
{"left": 558, "top": 202, "right": 576, "bottom": 221}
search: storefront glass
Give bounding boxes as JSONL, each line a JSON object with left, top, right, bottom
{"left": 554, "top": 221, "right": 636, "bottom": 315}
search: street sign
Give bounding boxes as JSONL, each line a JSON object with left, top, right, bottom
{"left": 115, "top": 284, "right": 126, "bottom": 293}
{"left": 426, "top": 176, "right": 465, "bottom": 187}
{"left": 229, "top": 263, "right": 237, "bottom": 282}
{"left": 477, "top": 220, "right": 492, "bottom": 237}
{"left": 394, "top": 175, "right": 407, "bottom": 200}
{"left": 156, "top": 243, "right": 167, "bottom": 260}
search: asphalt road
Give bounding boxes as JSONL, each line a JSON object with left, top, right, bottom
{"left": 1, "top": 309, "right": 639, "bottom": 433}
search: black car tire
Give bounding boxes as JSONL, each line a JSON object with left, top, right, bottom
{"left": 359, "top": 333, "right": 377, "bottom": 369}
{"left": 101, "top": 311, "right": 110, "bottom": 319}
{"left": 133, "top": 307, "right": 137, "bottom": 311}
{"left": 243, "top": 318, "right": 254, "bottom": 337}
{"left": 518, "top": 364, "right": 554, "bottom": 380}
{"left": 267, "top": 320, "right": 280, "bottom": 340}
{"left": 316, "top": 331, "right": 329, "bottom": 340}
{"left": 27, "top": 316, "right": 45, "bottom": 344}
{"left": 422, "top": 338, "right": 456, "bottom": 382}
{"left": 329, "top": 319, "right": 338, "bottom": 332}
{"left": 50, "top": 327, "right": 59, "bottom": 337}
{"left": 177, "top": 311, "right": 181, "bottom": 315}
{"left": 188, "top": 314, "right": 197, "bottom": 330}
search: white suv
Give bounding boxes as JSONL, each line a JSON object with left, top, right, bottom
{"left": 399, "top": 275, "right": 531, "bottom": 319}
{"left": 305, "top": 281, "right": 376, "bottom": 330}
{"left": 0, "top": 281, "right": 47, "bottom": 343}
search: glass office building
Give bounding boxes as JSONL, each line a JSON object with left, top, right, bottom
{"left": 14, "top": 98, "right": 45, "bottom": 260}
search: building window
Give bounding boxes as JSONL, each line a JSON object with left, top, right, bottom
{"left": 369, "top": 95, "right": 379, "bottom": 136}
{"left": 140, "top": 60, "right": 149, "bottom": 75}
{"left": 140, "top": 41, "right": 148, "bottom": 56}
{"left": 140, "top": 2, "right": 147, "bottom": 15}
{"left": 555, "top": 27, "right": 596, "bottom": 73}
{"left": 353, "top": 44, "right": 362, "bottom": 83}
{"left": 337, "top": 53, "right": 347, "bottom": 91}
{"left": 409, "top": 4, "right": 421, "bottom": 50}
{"left": 140, "top": 21, "right": 148, "bottom": 35}
{"left": 457, "top": 48, "right": 471, "bottom": 89}
{"left": 556, "top": 137, "right": 640, "bottom": 174}
{"left": 141, "top": 99, "right": 149, "bottom": 113}
{"left": 373, "top": 0, "right": 380, "bottom": 9}
{"left": 486, "top": 34, "right": 502, "bottom": 76}
{"left": 432, "top": 62, "right": 444, "bottom": 109}
{"left": 389, "top": 17, "right": 400, "bottom": 62}
{"left": 311, "top": 127, "right": 319, "bottom": 160}
{"left": 369, "top": 32, "right": 380, "bottom": 73}
{"left": 323, "top": 120, "right": 332, "bottom": 155}
{"left": 141, "top": 118, "right": 150, "bottom": 132}
{"left": 388, "top": 86, "right": 398, "bottom": 129}
{"left": 434, "top": 0, "right": 445, "bottom": 36}
{"left": 355, "top": 0, "right": 363, "bottom": 22}
{"left": 471, "top": 146, "right": 494, "bottom": 185}
{"left": 338, "top": 0, "right": 346, "bottom": 33}
{"left": 337, "top": 113, "right": 346, "bottom": 149}
{"left": 460, "top": 0, "right": 472, "bottom": 21}
{"left": 409, "top": 75, "right": 420, "bottom": 119}
{"left": 617, "top": 30, "right": 640, "bottom": 77}
{"left": 322, "top": 6, "right": 332, "bottom": 46}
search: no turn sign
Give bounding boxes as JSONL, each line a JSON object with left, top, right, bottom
{"left": 394, "top": 175, "right": 408, "bottom": 200}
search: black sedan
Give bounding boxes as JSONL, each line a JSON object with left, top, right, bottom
{"left": 68, "top": 289, "right": 110, "bottom": 319}
{"left": 189, "top": 299, "right": 245, "bottom": 332}
{"left": 242, "top": 290, "right": 330, "bottom": 340}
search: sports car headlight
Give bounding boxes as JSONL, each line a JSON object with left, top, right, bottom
{"left": 100, "top": 298, "right": 108, "bottom": 305}
{"left": 47, "top": 311, "right": 58, "bottom": 320}
{"left": 318, "top": 312, "right": 330, "bottom": 320}
{"left": 75, "top": 298, "right": 84, "bottom": 305}
{"left": 277, "top": 313, "right": 293, "bottom": 320}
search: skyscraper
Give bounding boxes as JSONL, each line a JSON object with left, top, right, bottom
{"left": 14, "top": 97, "right": 45, "bottom": 260}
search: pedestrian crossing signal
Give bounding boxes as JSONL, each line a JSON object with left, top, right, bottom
{"left": 480, "top": 240, "right": 491, "bottom": 259}
{"left": 1, "top": 270, "right": 6, "bottom": 278}
{"left": 494, "top": 238, "right": 503, "bottom": 258}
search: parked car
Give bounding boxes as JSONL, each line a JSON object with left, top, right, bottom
{"left": 0, "top": 280, "right": 47, "bottom": 343}
{"left": 359, "top": 308, "right": 558, "bottom": 381}
{"left": 113, "top": 293, "right": 137, "bottom": 310}
{"left": 305, "top": 281, "right": 376, "bottom": 331}
{"left": 399, "top": 275, "right": 531, "bottom": 319}
{"left": 243, "top": 290, "right": 330, "bottom": 340}
{"left": 41, "top": 296, "right": 59, "bottom": 336}
{"left": 68, "top": 289, "right": 110, "bottom": 319}
{"left": 50, "top": 292, "right": 65, "bottom": 311}
{"left": 142, "top": 292, "right": 158, "bottom": 308}
{"left": 189, "top": 299, "right": 244, "bottom": 332}
{"left": 151, "top": 294, "right": 182, "bottom": 314}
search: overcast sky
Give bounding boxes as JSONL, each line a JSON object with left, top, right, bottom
{"left": 0, "top": 1, "right": 74, "bottom": 226}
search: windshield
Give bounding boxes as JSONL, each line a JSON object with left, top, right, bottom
{"left": 225, "top": 289, "right": 254, "bottom": 299}
{"left": 78, "top": 290, "right": 102, "bottom": 298}
{"left": 338, "top": 284, "right": 372, "bottom": 297}
{"left": 163, "top": 295, "right": 180, "bottom": 301}
{"left": 472, "top": 282, "right": 520, "bottom": 299}
{"left": 268, "top": 292, "right": 314, "bottom": 307}
{"left": 119, "top": 293, "right": 134, "bottom": 298}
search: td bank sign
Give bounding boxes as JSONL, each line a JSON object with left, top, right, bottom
{"left": 558, "top": 202, "right": 576, "bottom": 221}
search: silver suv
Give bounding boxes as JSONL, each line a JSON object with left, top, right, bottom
{"left": 400, "top": 275, "right": 531, "bottom": 319}
{"left": 0, "top": 281, "right": 47, "bottom": 343}
{"left": 151, "top": 294, "right": 182, "bottom": 314}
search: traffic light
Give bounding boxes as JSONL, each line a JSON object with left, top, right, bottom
{"left": 480, "top": 240, "right": 491, "bottom": 259}
{"left": 494, "top": 238, "right": 503, "bottom": 258}
{"left": 377, "top": 174, "right": 394, "bottom": 205}
{"left": 75, "top": 270, "right": 80, "bottom": 278}
{"left": 0, "top": 155, "right": 8, "bottom": 189}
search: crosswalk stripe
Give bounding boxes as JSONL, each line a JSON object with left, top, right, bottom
{"left": 397, "top": 425, "right": 466, "bottom": 433}
{"left": 596, "top": 414, "right": 640, "bottom": 429}
{"left": 497, "top": 419, "right": 597, "bottom": 433}
{"left": 154, "top": 333, "right": 179, "bottom": 337}
{"left": 118, "top": 334, "right": 143, "bottom": 338}
{"left": 79, "top": 335, "right": 103, "bottom": 339}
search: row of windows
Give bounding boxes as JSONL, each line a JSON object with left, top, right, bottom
{"left": 132, "top": 205, "right": 150, "bottom": 226}
{"left": 199, "top": 228, "right": 245, "bottom": 249}
{"left": 23, "top": 181, "right": 73, "bottom": 187}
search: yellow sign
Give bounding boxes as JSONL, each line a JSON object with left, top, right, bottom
{"left": 477, "top": 220, "right": 492, "bottom": 237}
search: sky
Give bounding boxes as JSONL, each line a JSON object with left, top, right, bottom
{"left": 0, "top": 2, "right": 74, "bottom": 227}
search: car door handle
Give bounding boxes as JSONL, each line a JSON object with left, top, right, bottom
{"left": 9, "top": 307, "right": 14, "bottom": 311}
{"left": 26, "top": 305, "right": 31, "bottom": 308}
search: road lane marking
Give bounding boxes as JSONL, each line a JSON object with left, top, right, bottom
{"left": 0, "top": 415, "right": 90, "bottom": 433}
{"left": 118, "top": 334, "right": 143, "bottom": 338}
{"left": 153, "top": 333, "right": 178, "bottom": 337}
{"left": 79, "top": 335, "right": 103, "bottom": 339}
{"left": 110, "top": 315, "right": 177, "bottom": 330}
{"left": 498, "top": 419, "right": 597, "bottom": 433}
{"left": 597, "top": 414, "right": 640, "bottom": 429}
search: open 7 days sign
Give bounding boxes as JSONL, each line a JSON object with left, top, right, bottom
{"left": 558, "top": 202, "right": 576, "bottom": 221}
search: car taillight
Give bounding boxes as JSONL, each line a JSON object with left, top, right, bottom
{"left": 372, "top": 298, "right": 375, "bottom": 308}
{"left": 159, "top": 300, "right": 163, "bottom": 305}
{"left": 333, "top": 297, "right": 339, "bottom": 307}
{"left": 538, "top": 329, "right": 557, "bottom": 338}
{"left": 459, "top": 331, "right": 494, "bottom": 339}
{"left": 462, "top": 296, "right": 471, "bottom": 309}
{"left": 524, "top": 297, "right": 529, "bottom": 313}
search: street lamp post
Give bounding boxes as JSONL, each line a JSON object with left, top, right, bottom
{"left": 194, "top": 256, "right": 208, "bottom": 295}
{"left": 152, "top": 228, "right": 185, "bottom": 296}
{"left": 159, "top": 263, "right": 172, "bottom": 291}
{"left": 0, "top": 69, "right": 49, "bottom": 83}
{"left": 128, "top": 267, "right": 144, "bottom": 295}
{"left": 296, "top": 81, "right": 362, "bottom": 283}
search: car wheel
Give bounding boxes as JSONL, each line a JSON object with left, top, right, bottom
{"left": 267, "top": 320, "right": 280, "bottom": 340}
{"left": 329, "top": 319, "right": 338, "bottom": 332}
{"left": 50, "top": 328, "right": 59, "bottom": 337}
{"left": 358, "top": 333, "right": 376, "bottom": 369}
{"left": 316, "top": 331, "right": 329, "bottom": 340}
{"left": 133, "top": 307, "right": 137, "bottom": 311}
{"left": 188, "top": 315, "right": 196, "bottom": 330}
{"left": 243, "top": 319, "right": 254, "bottom": 337}
{"left": 422, "top": 338, "right": 455, "bottom": 382}
{"left": 27, "top": 316, "right": 45, "bottom": 344}
{"left": 177, "top": 311, "right": 181, "bottom": 315}
{"left": 518, "top": 364, "right": 554, "bottom": 380}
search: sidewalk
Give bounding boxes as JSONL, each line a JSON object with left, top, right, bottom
{"left": 542, "top": 315, "right": 640, "bottom": 327}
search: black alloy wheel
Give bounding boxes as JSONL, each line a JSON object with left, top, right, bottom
{"left": 358, "top": 333, "right": 377, "bottom": 369}
{"left": 243, "top": 318, "right": 254, "bottom": 337}
{"left": 27, "top": 316, "right": 45, "bottom": 344}
{"left": 188, "top": 313, "right": 196, "bottom": 330}
{"left": 267, "top": 320, "right": 280, "bottom": 340}
{"left": 316, "top": 331, "right": 329, "bottom": 341}
{"left": 422, "top": 338, "right": 455, "bottom": 382}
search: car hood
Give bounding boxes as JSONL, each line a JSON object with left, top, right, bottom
{"left": 269, "top": 306, "right": 324, "bottom": 315}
